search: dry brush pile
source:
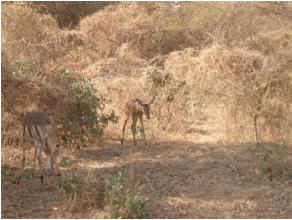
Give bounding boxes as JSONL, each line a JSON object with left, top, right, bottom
{"left": 190, "top": 44, "right": 292, "bottom": 143}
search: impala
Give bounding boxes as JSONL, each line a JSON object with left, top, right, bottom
{"left": 121, "top": 97, "right": 155, "bottom": 147}
{"left": 17, "top": 111, "right": 61, "bottom": 184}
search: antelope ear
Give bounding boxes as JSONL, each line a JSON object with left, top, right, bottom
{"left": 149, "top": 97, "right": 155, "bottom": 105}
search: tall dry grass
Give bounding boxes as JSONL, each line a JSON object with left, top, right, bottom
{"left": 2, "top": 2, "right": 58, "bottom": 72}
{"left": 79, "top": 2, "right": 156, "bottom": 59}
{"left": 191, "top": 44, "right": 291, "bottom": 143}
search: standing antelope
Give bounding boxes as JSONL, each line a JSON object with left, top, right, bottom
{"left": 121, "top": 97, "right": 155, "bottom": 147}
{"left": 17, "top": 111, "right": 61, "bottom": 184}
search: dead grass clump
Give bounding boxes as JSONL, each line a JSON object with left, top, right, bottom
{"left": 192, "top": 45, "right": 291, "bottom": 143}
{"left": 58, "top": 30, "right": 88, "bottom": 47}
{"left": 149, "top": 44, "right": 291, "bottom": 143}
{"left": 57, "top": 171, "right": 104, "bottom": 213}
{"left": 2, "top": 2, "right": 59, "bottom": 72}
{"left": 164, "top": 48, "right": 200, "bottom": 78}
{"left": 2, "top": 3, "right": 92, "bottom": 75}
{"left": 79, "top": 2, "right": 156, "bottom": 59}
{"left": 83, "top": 56, "right": 145, "bottom": 78}
{"left": 241, "top": 30, "right": 292, "bottom": 55}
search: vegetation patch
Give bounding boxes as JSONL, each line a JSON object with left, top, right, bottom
{"left": 1, "top": 2, "right": 292, "bottom": 219}
{"left": 252, "top": 142, "right": 292, "bottom": 180}
{"left": 51, "top": 69, "right": 118, "bottom": 149}
{"left": 58, "top": 170, "right": 154, "bottom": 218}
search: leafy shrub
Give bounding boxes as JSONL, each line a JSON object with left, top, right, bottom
{"left": 10, "top": 153, "right": 20, "bottom": 161}
{"left": 52, "top": 69, "right": 118, "bottom": 149}
{"left": 58, "top": 170, "right": 154, "bottom": 218}
{"left": 1, "top": 164, "right": 11, "bottom": 176}
{"left": 2, "top": 164, "right": 13, "bottom": 190}
{"left": 2, "top": 181, "right": 12, "bottom": 191}
{"left": 143, "top": 65, "right": 186, "bottom": 126}
{"left": 104, "top": 170, "right": 154, "bottom": 218}
{"left": 60, "top": 156, "right": 72, "bottom": 168}
{"left": 58, "top": 170, "right": 81, "bottom": 195}
{"left": 144, "top": 66, "right": 186, "bottom": 103}
{"left": 24, "top": 161, "right": 33, "bottom": 181}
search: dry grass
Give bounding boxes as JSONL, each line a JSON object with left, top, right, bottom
{"left": 79, "top": 2, "right": 156, "bottom": 59}
{"left": 151, "top": 43, "right": 291, "bottom": 143}
{"left": 2, "top": 2, "right": 292, "bottom": 218}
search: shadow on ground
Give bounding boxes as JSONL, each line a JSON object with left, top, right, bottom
{"left": 2, "top": 138, "right": 292, "bottom": 218}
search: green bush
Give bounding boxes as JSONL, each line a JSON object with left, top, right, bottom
{"left": 58, "top": 170, "right": 154, "bottom": 218}
{"left": 144, "top": 66, "right": 186, "bottom": 103}
{"left": 10, "top": 153, "right": 21, "bottom": 161}
{"left": 1, "top": 164, "right": 11, "bottom": 176}
{"left": 104, "top": 170, "right": 153, "bottom": 219}
{"left": 60, "top": 156, "right": 72, "bottom": 168}
{"left": 52, "top": 69, "right": 118, "bottom": 148}
{"left": 58, "top": 170, "right": 81, "bottom": 195}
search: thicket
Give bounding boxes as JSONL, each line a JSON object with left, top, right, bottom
{"left": 50, "top": 69, "right": 118, "bottom": 149}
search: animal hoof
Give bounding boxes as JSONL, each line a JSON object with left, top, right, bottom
{"left": 40, "top": 176, "right": 44, "bottom": 183}
{"left": 58, "top": 173, "right": 61, "bottom": 177}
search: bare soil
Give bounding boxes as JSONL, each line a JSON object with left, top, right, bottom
{"left": 2, "top": 131, "right": 292, "bottom": 218}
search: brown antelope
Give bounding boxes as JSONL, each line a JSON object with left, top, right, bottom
{"left": 121, "top": 97, "right": 155, "bottom": 147}
{"left": 17, "top": 111, "right": 61, "bottom": 184}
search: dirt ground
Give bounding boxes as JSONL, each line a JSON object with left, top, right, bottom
{"left": 2, "top": 128, "right": 292, "bottom": 218}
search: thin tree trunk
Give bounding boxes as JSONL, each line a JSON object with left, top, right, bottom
{"left": 254, "top": 114, "right": 259, "bottom": 143}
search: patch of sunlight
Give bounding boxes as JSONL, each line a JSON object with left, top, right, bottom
{"left": 87, "top": 162, "right": 117, "bottom": 169}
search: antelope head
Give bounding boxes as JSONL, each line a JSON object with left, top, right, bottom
{"left": 135, "top": 97, "right": 155, "bottom": 119}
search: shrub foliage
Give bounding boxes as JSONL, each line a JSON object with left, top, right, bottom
{"left": 51, "top": 69, "right": 118, "bottom": 148}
